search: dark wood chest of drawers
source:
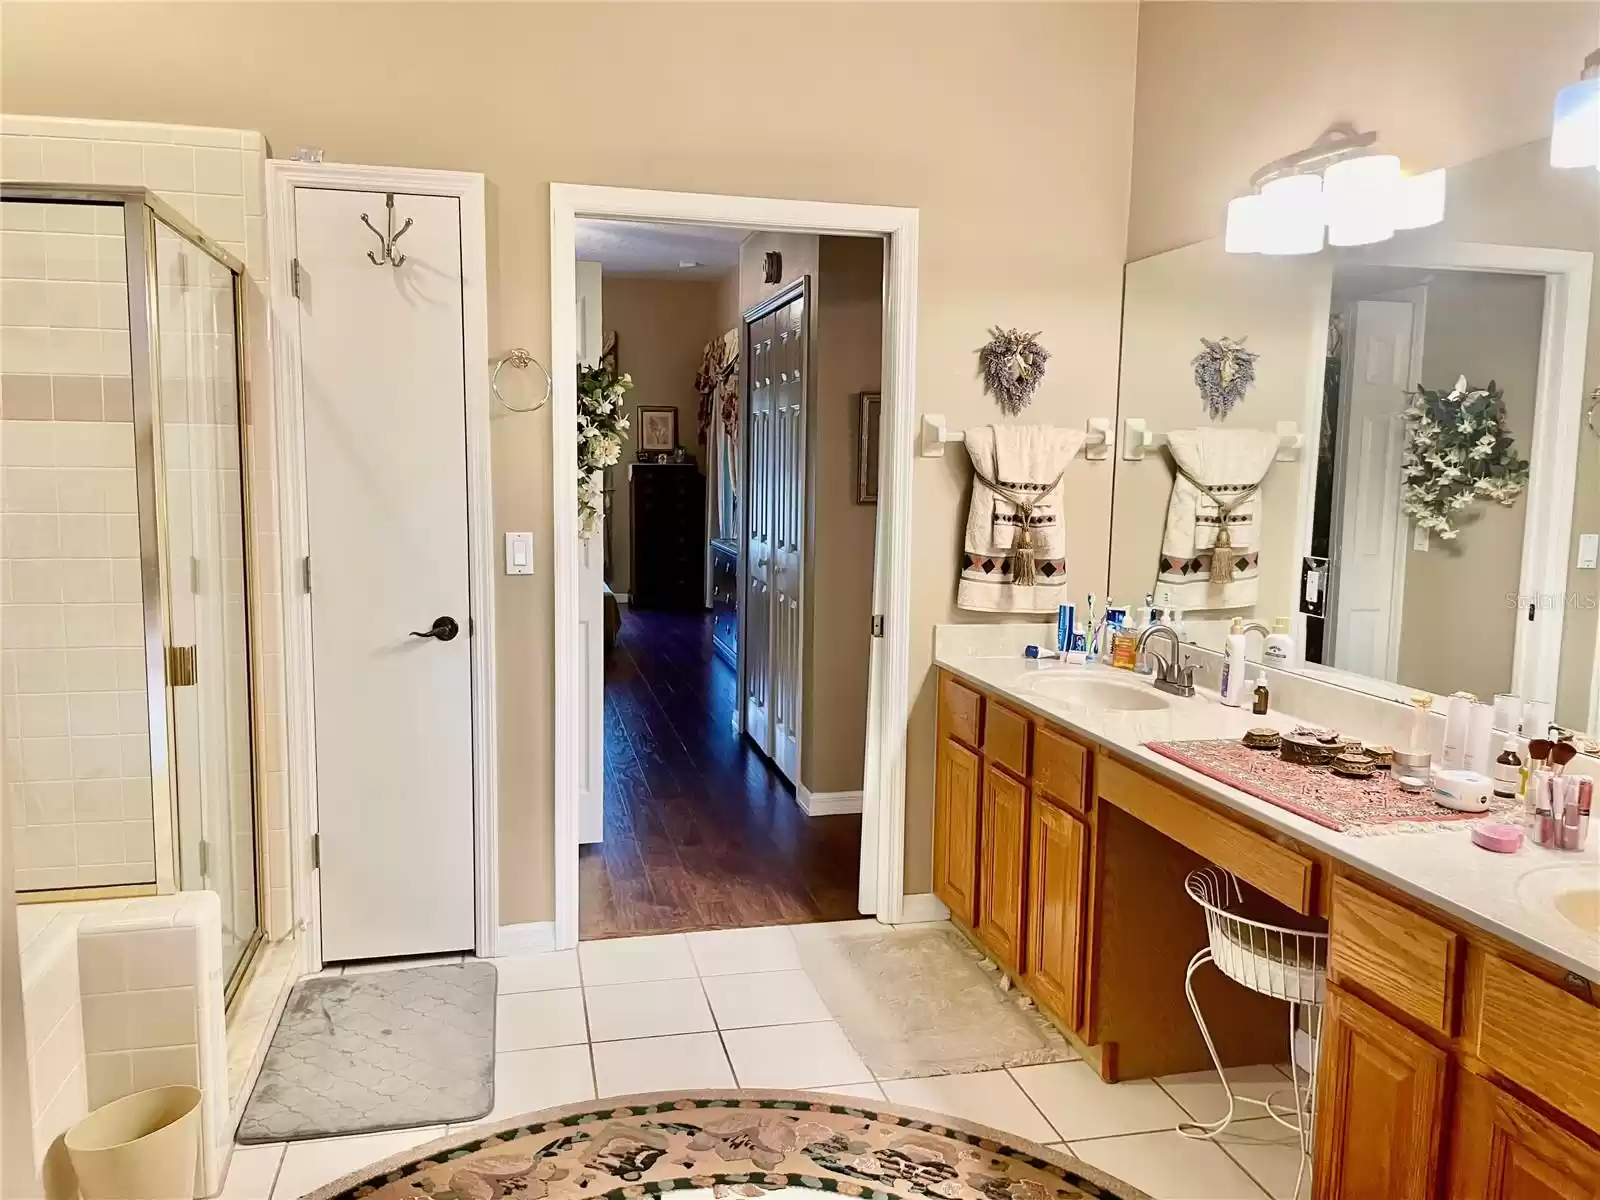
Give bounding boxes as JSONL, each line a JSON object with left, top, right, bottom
{"left": 710, "top": 538, "right": 739, "bottom": 666}
{"left": 630, "top": 463, "right": 705, "bottom": 610}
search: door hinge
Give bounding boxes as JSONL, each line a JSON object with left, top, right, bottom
{"left": 291, "top": 257, "right": 302, "bottom": 299}
{"left": 166, "top": 644, "right": 197, "bottom": 687}
{"left": 1528, "top": 601, "right": 1536, "bottom": 622}
{"left": 310, "top": 833, "right": 321, "bottom": 869}
{"left": 871, "top": 614, "right": 885, "bottom": 638}
{"left": 197, "top": 838, "right": 209, "bottom": 878}
{"left": 302, "top": 556, "right": 312, "bottom": 594}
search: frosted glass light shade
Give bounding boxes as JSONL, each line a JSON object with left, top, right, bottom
{"left": 1550, "top": 74, "right": 1600, "bottom": 169}
{"left": 1258, "top": 175, "right": 1325, "bottom": 255}
{"left": 1324, "top": 154, "right": 1401, "bottom": 246}
{"left": 1394, "top": 168, "right": 1447, "bottom": 230}
{"left": 1224, "top": 193, "right": 1268, "bottom": 254}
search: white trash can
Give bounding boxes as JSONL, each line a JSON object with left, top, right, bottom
{"left": 65, "top": 1085, "right": 201, "bottom": 1200}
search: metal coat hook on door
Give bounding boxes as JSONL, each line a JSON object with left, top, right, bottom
{"left": 360, "top": 193, "right": 414, "bottom": 267}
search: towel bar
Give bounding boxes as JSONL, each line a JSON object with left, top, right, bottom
{"left": 919, "top": 415, "right": 1114, "bottom": 460}
{"left": 1122, "top": 418, "right": 1304, "bottom": 463}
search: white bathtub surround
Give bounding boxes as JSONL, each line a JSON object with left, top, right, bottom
{"left": 933, "top": 624, "right": 1600, "bottom": 982}
{"left": 18, "top": 911, "right": 88, "bottom": 1174}
{"left": 76, "top": 891, "right": 230, "bottom": 1196}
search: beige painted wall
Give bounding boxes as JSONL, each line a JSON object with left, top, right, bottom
{"left": 1127, "top": 1, "right": 1596, "bottom": 259}
{"left": 802, "top": 236, "right": 884, "bottom": 796}
{"left": 600, "top": 275, "right": 723, "bottom": 595}
{"left": 1109, "top": 242, "right": 1331, "bottom": 646}
{"left": 1395, "top": 273, "right": 1545, "bottom": 702}
{"left": 0, "top": 1, "right": 1139, "bottom": 919}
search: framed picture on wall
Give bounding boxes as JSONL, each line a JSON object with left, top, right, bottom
{"left": 856, "top": 391, "right": 882, "bottom": 504}
{"left": 637, "top": 406, "right": 678, "bottom": 454}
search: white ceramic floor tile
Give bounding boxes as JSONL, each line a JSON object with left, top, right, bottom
{"left": 219, "top": 1143, "right": 284, "bottom": 1200}
{"left": 1011, "top": 1060, "right": 1188, "bottom": 1141}
{"left": 688, "top": 925, "right": 802, "bottom": 976}
{"left": 702, "top": 970, "right": 832, "bottom": 1029}
{"left": 880, "top": 1071, "right": 1056, "bottom": 1145}
{"left": 810, "top": 1081, "right": 887, "bottom": 1103}
{"left": 586, "top": 978, "right": 715, "bottom": 1042}
{"left": 1068, "top": 1129, "right": 1269, "bottom": 1199}
{"left": 496, "top": 988, "right": 588, "bottom": 1051}
{"left": 490, "top": 1044, "right": 596, "bottom": 1120}
{"left": 493, "top": 950, "right": 581, "bottom": 994}
{"left": 1156, "top": 1064, "right": 1303, "bottom": 1124}
{"left": 580, "top": 934, "right": 696, "bottom": 985}
{"left": 722, "top": 1021, "right": 870, "bottom": 1090}
{"left": 591, "top": 1032, "right": 735, "bottom": 1095}
{"left": 272, "top": 1127, "right": 445, "bottom": 1200}
{"left": 1214, "top": 1119, "right": 1310, "bottom": 1200}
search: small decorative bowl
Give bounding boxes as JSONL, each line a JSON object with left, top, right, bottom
{"left": 1242, "top": 728, "right": 1282, "bottom": 751}
{"left": 1282, "top": 730, "right": 1341, "bottom": 766}
{"left": 1332, "top": 752, "right": 1378, "bottom": 778}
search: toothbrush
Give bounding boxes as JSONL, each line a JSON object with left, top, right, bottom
{"left": 1084, "top": 595, "right": 1098, "bottom": 663}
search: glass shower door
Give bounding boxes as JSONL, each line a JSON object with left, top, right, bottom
{"left": 152, "top": 218, "right": 261, "bottom": 983}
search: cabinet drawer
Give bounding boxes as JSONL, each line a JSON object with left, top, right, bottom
{"left": 1097, "top": 755, "right": 1315, "bottom": 914}
{"left": 939, "top": 673, "right": 983, "bottom": 749}
{"left": 1035, "top": 725, "right": 1088, "bottom": 812}
{"left": 1329, "top": 878, "right": 1460, "bottom": 1035}
{"left": 1468, "top": 954, "right": 1600, "bottom": 1134}
{"left": 984, "top": 701, "right": 1031, "bottom": 777}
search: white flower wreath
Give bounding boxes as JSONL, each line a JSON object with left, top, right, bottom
{"left": 577, "top": 363, "right": 633, "bottom": 539}
{"left": 1401, "top": 375, "right": 1528, "bottom": 541}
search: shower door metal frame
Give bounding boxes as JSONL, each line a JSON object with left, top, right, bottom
{"left": 1, "top": 184, "right": 269, "bottom": 996}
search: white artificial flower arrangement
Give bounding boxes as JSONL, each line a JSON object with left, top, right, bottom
{"left": 577, "top": 363, "right": 633, "bottom": 539}
{"left": 1400, "top": 375, "right": 1529, "bottom": 541}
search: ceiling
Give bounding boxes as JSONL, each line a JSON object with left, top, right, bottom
{"left": 576, "top": 218, "right": 744, "bottom": 280}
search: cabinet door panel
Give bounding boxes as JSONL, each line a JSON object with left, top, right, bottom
{"left": 1448, "top": 1070, "right": 1600, "bottom": 1200}
{"left": 1026, "top": 794, "right": 1087, "bottom": 1029}
{"left": 933, "top": 737, "right": 981, "bottom": 927}
{"left": 1314, "top": 984, "right": 1448, "bottom": 1200}
{"left": 978, "top": 765, "right": 1028, "bottom": 973}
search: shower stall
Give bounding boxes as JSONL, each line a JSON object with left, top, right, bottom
{"left": 2, "top": 184, "right": 265, "bottom": 992}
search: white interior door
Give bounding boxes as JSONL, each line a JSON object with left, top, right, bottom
{"left": 740, "top": 282, "right": 806, "bottom": 781}
{"left": 1330, "top": 296, "right": 1420, "bottom": 679}
{"left": 576, "top": 260, "right": 605, "bottom": 845}
{"left": 294, "top": 187, "right": 476, "bottom": 962}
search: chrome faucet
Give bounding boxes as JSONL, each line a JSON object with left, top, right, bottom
{"left": 1136, "top": 622, "right": 1196, "bottom": 697}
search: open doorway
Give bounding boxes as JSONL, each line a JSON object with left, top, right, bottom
{"left": 572, "top": 218, "right": 889, "bottom": 940}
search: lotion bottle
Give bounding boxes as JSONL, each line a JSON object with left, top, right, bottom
{"left": 1220, "top": 617, "right": 1248, "bottom": 708}
{"left": 1263, "top": 618, "right": 1295, "bottom": 668}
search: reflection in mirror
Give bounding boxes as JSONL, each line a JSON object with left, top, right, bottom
{"left": 1110, "top": 139, "right": 1599, "bottom": 738}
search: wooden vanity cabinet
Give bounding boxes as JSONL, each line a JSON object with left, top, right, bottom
{"left": 933, "top": 735, "right": 981, "bottom": 928}
{"left": 1448, "top": 1069, "right": 1600, "bottom": 1200}
{"left": 1025, "top": 792, "right": 1089, "bottom": 1027}
{"left": 978, "top": 764, "right": 1028, "bottom": 972}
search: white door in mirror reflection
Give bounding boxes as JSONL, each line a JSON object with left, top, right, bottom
{"left": 1330, "top": 296, "right": 1420, "bottom": 679}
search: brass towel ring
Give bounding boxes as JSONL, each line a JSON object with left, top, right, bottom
{"left": 491, "top": 348, "right": 551, "bottom": 414}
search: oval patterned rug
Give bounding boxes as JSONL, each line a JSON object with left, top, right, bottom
{"left": 305, "top": 1091, "right": 1150, "bottom": 1200}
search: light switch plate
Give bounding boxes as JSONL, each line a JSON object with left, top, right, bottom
{"left": 1579, "top": 532, "right": 1599, "bottom": 570}
{"left": 504, "top": 531, "right": 534, "bottom": 575}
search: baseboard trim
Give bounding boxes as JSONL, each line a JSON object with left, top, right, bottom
{"left": 892, "top": 893, "right": 950, "bottom": 924}
{"left": 794, "top": 785, "right": 864, "bottom": 816}
{"left": 497, "top": 921, "right": 555, "bottom": 955}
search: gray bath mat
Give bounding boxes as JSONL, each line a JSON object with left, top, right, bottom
{"left": 794, "top": 923, "right": 1073, "bottom": 1079}
{"left": 237, "top": 961, "right": 497, "bottom": 1143}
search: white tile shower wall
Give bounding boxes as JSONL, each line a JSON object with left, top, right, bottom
{"left": 20, "top": 922, "right": 88, "bottom": 1170}
{"left": 78, "top": 891, "right": 229, "bottom": 1197}
{"left": 2, "top": 114, "right": 290, "bottom": 936}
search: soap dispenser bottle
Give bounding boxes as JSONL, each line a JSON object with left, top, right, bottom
{"left": 1220, "top": 618, "right": 1248, "bottom": 708}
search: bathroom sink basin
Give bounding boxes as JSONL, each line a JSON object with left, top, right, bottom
{"left": 1515, "top": 864, "right": 1600, "bottom": 937}
{"left": 1026, "top": 676, "right": 1173, "bottom": 712}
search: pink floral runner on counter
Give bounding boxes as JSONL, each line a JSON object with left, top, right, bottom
{"left": 1143, "top": 738, "right": 1520, "bottom": 834}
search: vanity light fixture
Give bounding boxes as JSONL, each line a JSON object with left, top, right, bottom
{"left": 1550, "top": 48, "right": 1600, "bottom": 169}
{"left": 1223, "top": 124, "right": 1445, "bottom": 255}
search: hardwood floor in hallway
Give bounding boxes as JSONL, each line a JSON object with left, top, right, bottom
{"left": 580, "top": 606, "right": 862, "bottom": 940}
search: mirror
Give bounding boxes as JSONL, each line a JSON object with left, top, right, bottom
{"left": 1110, "top": 138, "right": 1600, "bottom": 738}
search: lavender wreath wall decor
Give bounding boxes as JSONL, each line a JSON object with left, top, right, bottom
{"left": 1192, "top": 336, "right": 1259, "bottom": 420}
{"left": 979, "top": 327, "right": 1049, "bottom": 416}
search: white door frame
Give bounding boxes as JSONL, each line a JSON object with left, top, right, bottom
{"left": 265, "top": 160, "right": 498, "bottom": 967}
{"left": 550, "top": 184, "right": 919, "bottom": 951}
{"left": 1295, "top": 240, "right": 1592, "bottom": 708}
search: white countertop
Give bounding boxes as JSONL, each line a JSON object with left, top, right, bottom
{"left": 934, "top": 640, "right": 1600, "bottom": 984}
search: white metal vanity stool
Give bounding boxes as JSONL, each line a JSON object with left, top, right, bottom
{"left": 1179, "top": 866, "right": 1329, "bottom": 1198}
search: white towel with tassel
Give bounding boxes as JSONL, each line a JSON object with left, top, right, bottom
{"left": 1155, "top": 428, "right": 1279, "bottom": 611}
{"left": 957, "top": 424, "right": 1086, "bottom": 613}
